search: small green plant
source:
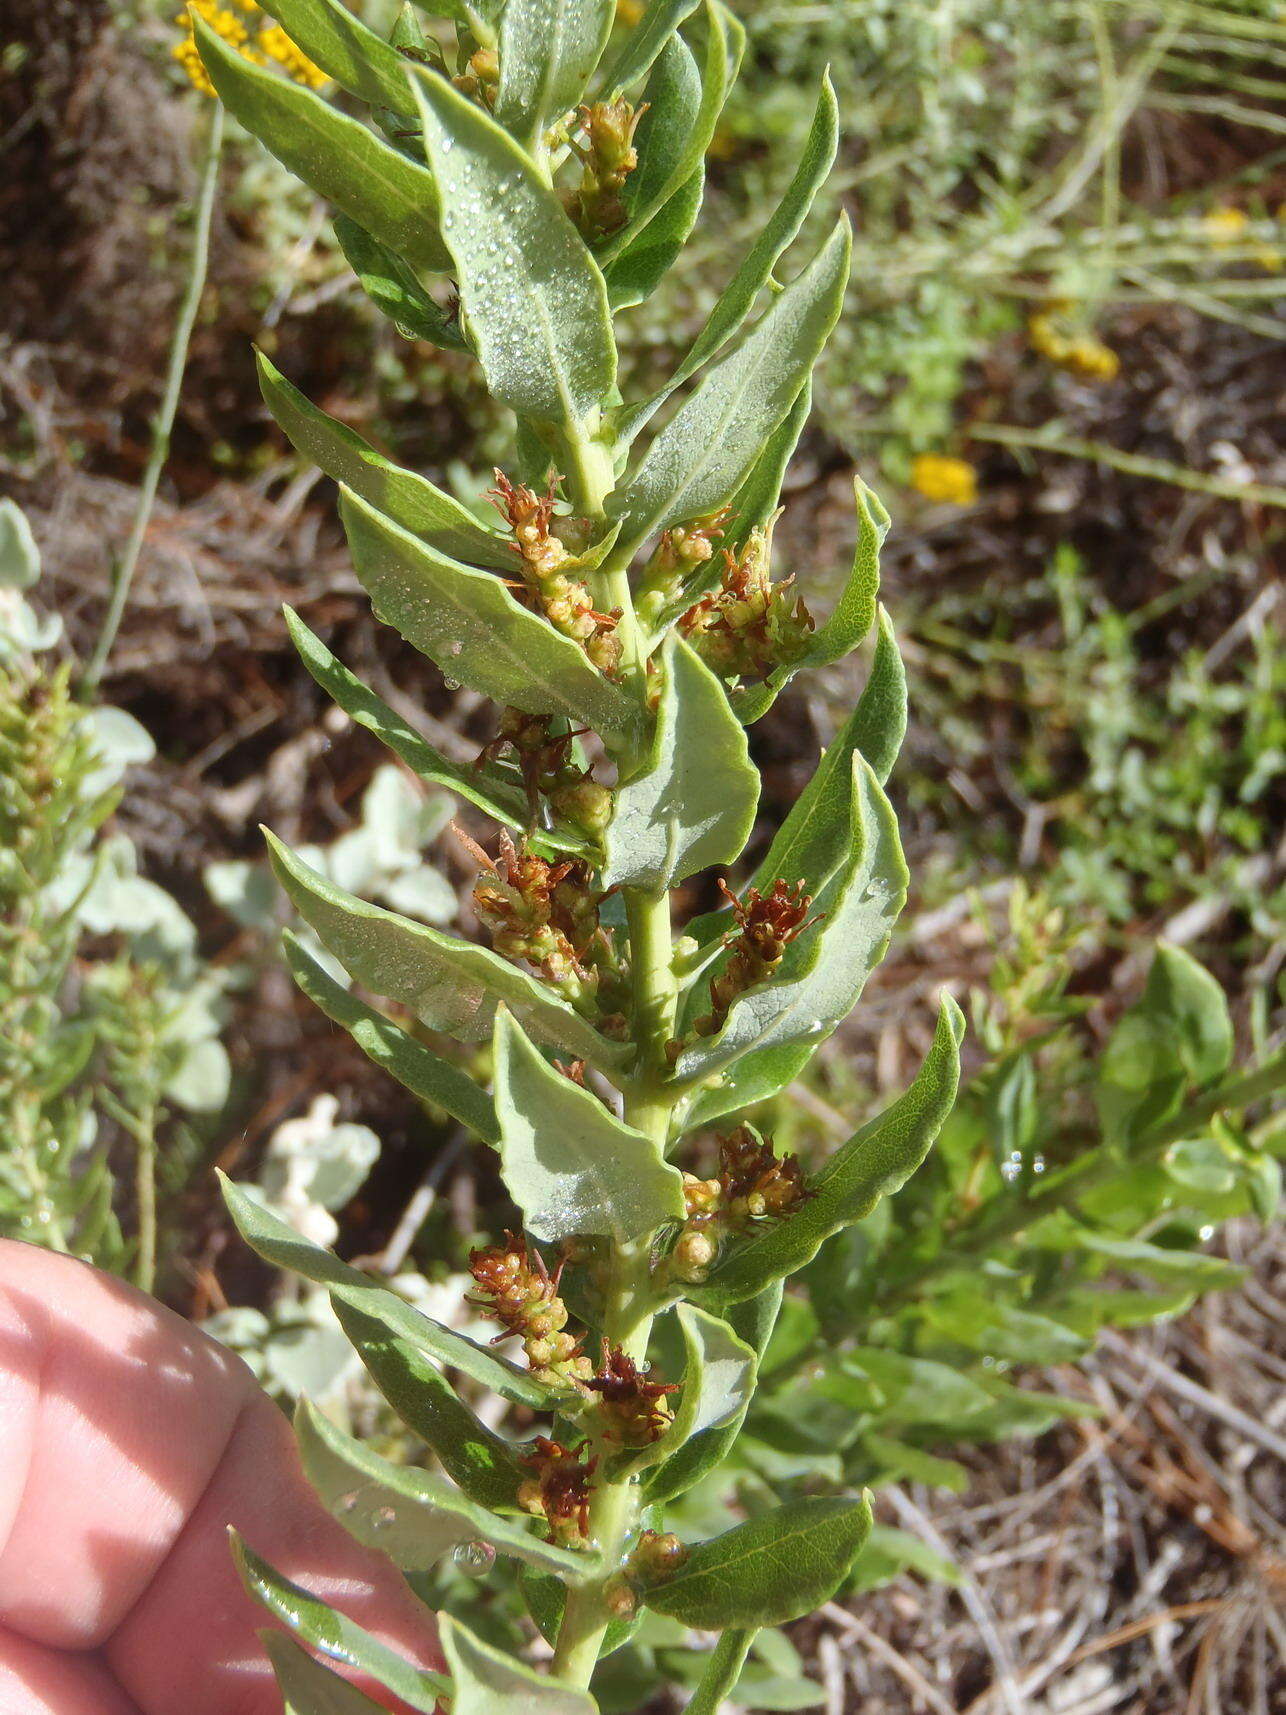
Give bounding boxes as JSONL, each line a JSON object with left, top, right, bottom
{"left": 0, "top": 500, "right": 232, "bottom": 1283}
{"left": 187, "top": 3, "right": 1286, "bottom": 1709}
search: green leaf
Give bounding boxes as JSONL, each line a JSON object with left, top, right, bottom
{"left": 284, "top": 609, "right": 568, "bottom": 845}
{"left": 1144, "top": 944, "right": 1234, "bottom": 1086}
{"left": 622, "top": 72, "right": 837, "bottom": 432}
{"left": 739, "top": 606, "right": 907, "bottom": 900}
{"left": 605, "top": 164, "right": 705, "bottom": 312}
{"left": 692, "top": 999, "right": 964, "bottom": 1307}
{"left": 333, "top": 216, "right": 469, "bottom": 351}
{"left": 411, "top": 67, "right": 616, "bottom": 430}
{"left": 679, "top": 75, "right": 838, "bottom": 380}
{"left": 266, "top": 831, "right": 629, "bottom": 1069}
{"left": 493, "top": 1008, "right": 685, "bottom": 1243}
{"left": 339, "top": 488, "right": 639, "bottom": 741}
{"left": 712, "top": 382, "right": 811, "bottom": 549}
{"left": 641, "top": 1496, "right": 873, "bottom": 1628}
{"left": 257, "top": 353, "right": 510, "bottom": 569}
{"left": 285, "top": 935, "right": 500, "bottom": 1143}
{"left": 674, "top": 756, "right": 908, "bottom": 1089}
{"left": 600, "top": 0, "right": 702, "bottom": 95}
{"left": 598, "top": 2, "right": 728, "bottom": 268}
{"left": 496, "top": 0, "right": 615, "bottom": 149}
{"left": 256, "top": 0, "right": 418, "bottom": 111}
{"left": 647, "top": 1282, "right": 779, "bottom": 1503}
{"left": 263, "top": 1631, "right": 394, "bottom": 1715}
{"left": 296, "top": 1400, "right": 596, "bottom": 1581}
{"left": 618, "top": 1303, "right": 754, "bottom": 1479}
{"left": 603, "top": 637, "right": 758, "bottom": 891}
{"left": 684, "top": 1631, "right": 757, "bottom": 1715}
{"left": 235, "top": 1537, "right": 448, "bottom": 1714}
{"left": 732, "top": 480, "right": 887, "bottom": 722}
{"left": 608, "top": 219, "right": 851, "bottom": 551}
{"left": 329, "top": 1296, "right": 524, "bottom": 1509}
{"left": 220, "top": 1173, "right": 554, "bottom": 1407}
{"left": 604, "top": 36, "right": 703, "bottom": 311}
{"left": 194, "top": 16, "right": 449, "bottom": 273}
{"left": 440, "top": 1614, "right": 599, "bottom": 1715}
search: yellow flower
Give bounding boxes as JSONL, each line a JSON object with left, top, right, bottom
{"left": 173, "top": 0, "right": 326, "bottom": 96}
{"left": 1205, "top": 204, "right": 1248, "bottom": 246}
{"left": 1028, "top": 306, "right": 1118, "bottom": 382}
{"left": 910, "top": 454, "right": 978, "bottom": 507}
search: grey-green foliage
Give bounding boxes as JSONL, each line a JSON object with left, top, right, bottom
{"left": 0, "top": 504, "right": 230, "bottom": 1279}
{"left": 192, "top": 7, "right": 1284, "bottom": 1714}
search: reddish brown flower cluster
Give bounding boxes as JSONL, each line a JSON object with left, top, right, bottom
{"left": 584, "top": 1342, "right": 678, "bottom": 1448}
{"left": 693, "top": 878, "right": 819, "bottom": 1038}
{"left": 489, "top": 473, "right": 621, "bottom": 675}
{"left": 669, "top": 1127, "right": 810, "bottom": 1282}
{"left": 467, "top": 1231, "right": 592, "bottom": 1387}
{"left": 462, "top": 829, "right": 604, "bottom": 1002}
{"left": 477, "top": 708, "right": 613, "bottom": 839}
{"left": 679, "top": 529, "right": 815, "bottom": 682}
{"left": 518, "top": 1437, "right": 597, "bottom": 1545}
{"left": 565, "top": 99, "right": 647, "bottom": 238}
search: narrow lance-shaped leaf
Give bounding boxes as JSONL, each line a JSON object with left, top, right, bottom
{"left": 598, "top": 1, "right": 727, "bottom": 267}
{"left": 619, "top": 74, "right": 838, "bottom": 436}
{"left": 411, "top": 66, "right": 616, "bottom": 431}
{"left": 263, "top": 1631, "right": 398, "bottom": 1715}
{"left": 612, "top": 1303, "right": 755, "bottom": 1477}
{"left": 604, "top": 35, "right": 705, "bottom": 312}
{"left": 330, "top": 1296, "right": 525, "bottom": 1510}
{"left": 266, "top": 831, "right": 630, "bottom": 1070}
{"left": 674, "top": 756, "right": 908, "bottom": 1087}
{"left": 603, "top": 637, "right": 758, "bottom": 892}
{"left": 284, "top": 610, "right": 550, "bottom": 843}
{"left": 496, "top": 0, "right": 615, "bottom": 149}
{"left": 194, "top": 17, "right": 449, "bottom": 274}
{"left": 599, "top": 0, "right": 703, "bottom": 95}
{"left": 332, "top": 217, "right": 469, "bottom": 353}
{"left": 339, "top": 488, "right": 640, "bottom": 742}
{"left": 283, "top": 933, "right": 501, "bottom": 1144}
{"left": 679, "top": 74, "right": 838, "bottom": 380}
{"left": 284, "top": 610, "right": 592, "bottom": 855}
{"left": 440, "top": 1614, "right": 599, "bottom": 1715}
{"left": 609, "top": 219, "right": 851, "bottom": 552}
{"left": 235, "top": 1538, "right": 449, "bottom": 1715}
{"left": 494, "top": 1008, "right": 686, "bottom": 1243}
{"left": 646, "top": 1282, "right": 781, "bottom": 1504}
{"left": 220, "top": 1173, "right": 555, "bottom": 1407}
{"left": 257, "top": 353, "right": 511, "bottom": 570}
{"left": 296, "top": 1400, "right": 597, "bottom": 1582}
{"left": 733, "top": 480, "right": 887, "bottom": 723}
{"left": 692, "top": 998, "right": 965, "bottom": 1308}
{"left": 640, "top": 1496, "right": 873, "bottom": 1628}
{"left": 256, "top": 0, "right": 420, "bottom": 112}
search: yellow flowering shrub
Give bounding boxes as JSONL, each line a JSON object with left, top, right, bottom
{"left": 1027, "top": 302, "right": 1120, "bottom": 383}
{"left": 173, "top": 0, "right": 326, "bottom": 96}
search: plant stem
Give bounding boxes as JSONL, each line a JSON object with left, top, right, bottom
{"left": 551, "top": 882, "right": 678, "bottom": 1688}
{"left": 82, "top": 102, "right": 224, "bottom": 695}
{"left": 134, "top": 1098, "right": 159, "bottom": 1294}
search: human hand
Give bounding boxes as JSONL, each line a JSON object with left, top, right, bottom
{"left": 0, "top": 1240, "right": 441, "bottom": 1714}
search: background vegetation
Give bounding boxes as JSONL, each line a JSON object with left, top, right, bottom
{"left": 0, "top": 0, "right": 1282, "bottom": 1708}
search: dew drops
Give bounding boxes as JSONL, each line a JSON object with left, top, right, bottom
{"left": 371, "top": 1505, "right": 397, "bottom": 1531}
{"left": 336, "top": 1491, "right": 360, "bottom": 1515}
{"left": 452, "top": 1539, "right": 496, "bottom": 1578}
{"left": 1000, "top": 1150, "right": 1024, "bottom": 1185}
